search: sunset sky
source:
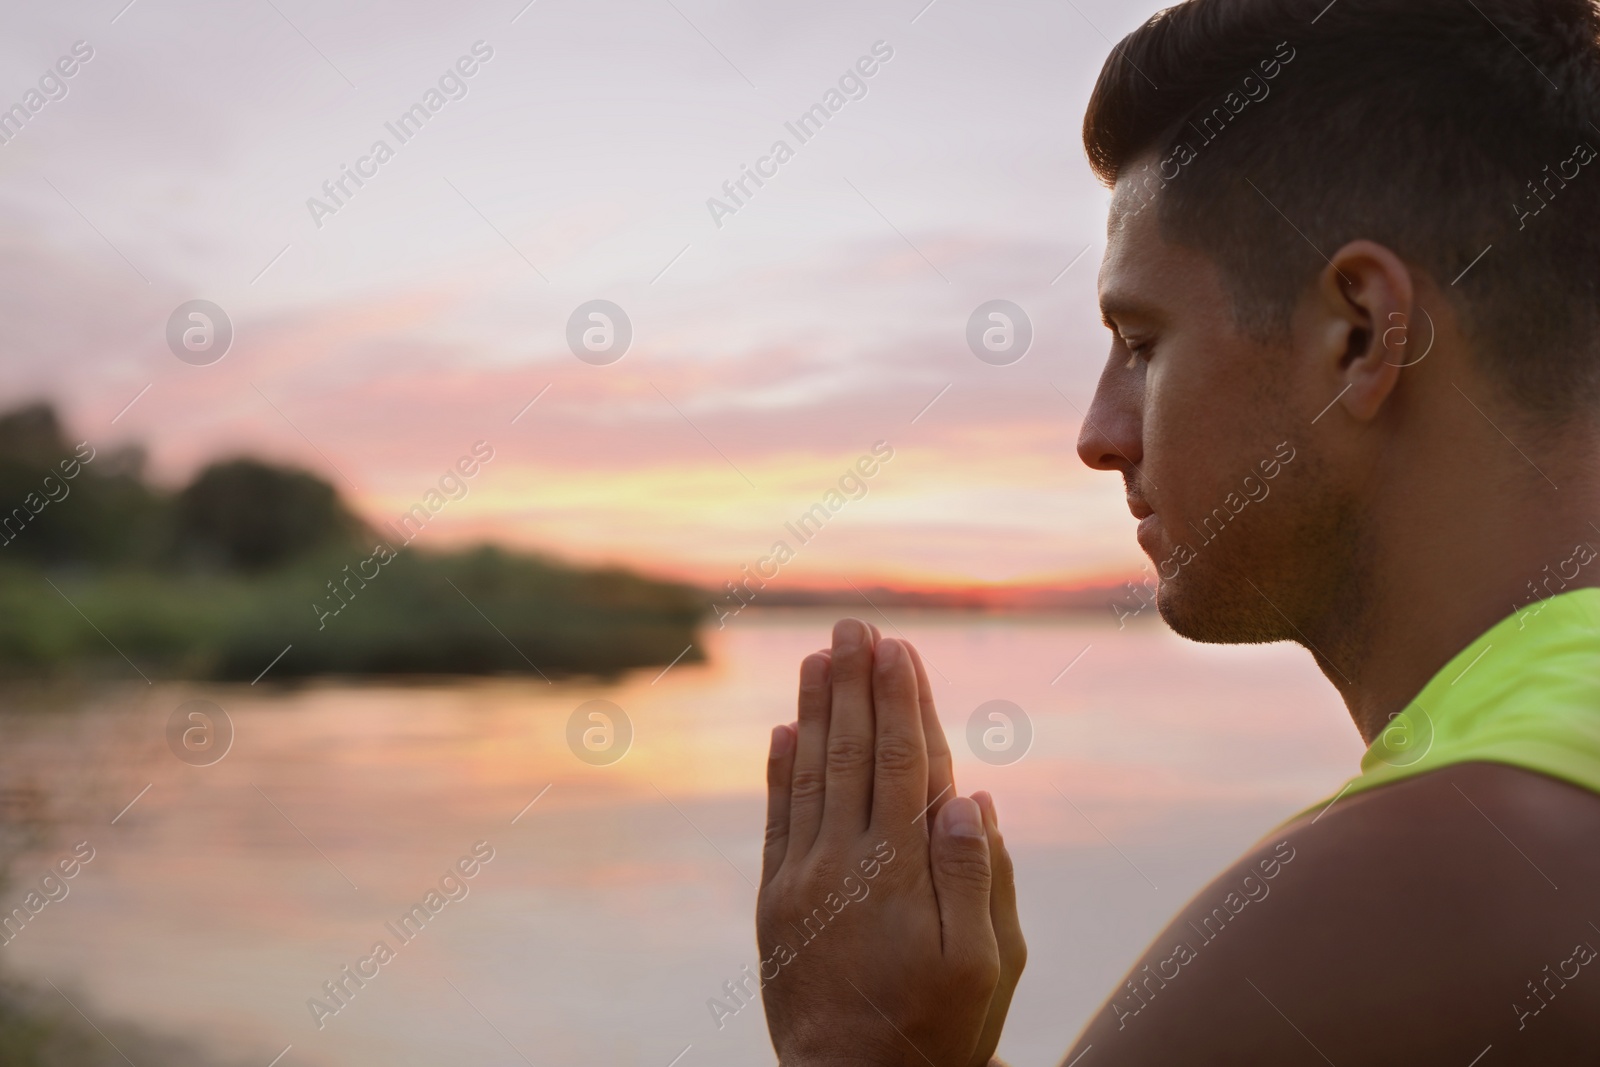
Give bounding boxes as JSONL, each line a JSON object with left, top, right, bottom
{"left": 1, "top": 0, "right": 1155, "bottom": 591}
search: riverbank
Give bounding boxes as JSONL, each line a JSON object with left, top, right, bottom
{"left": 0, "top": 546, "right": 706, "bottom": 682}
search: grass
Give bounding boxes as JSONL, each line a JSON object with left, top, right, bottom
{"left": 0, "top": 545, "right": 708, "bottom": 682}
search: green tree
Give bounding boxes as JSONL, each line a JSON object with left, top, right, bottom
{"left": 0, "top": 403, "right": 165, "bottom": 567}
{"left": 172, "top": 459, "right": 369, "bottom": 572}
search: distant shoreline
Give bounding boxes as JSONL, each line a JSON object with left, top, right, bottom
{"left": 707, "top": 581, "right": 1137, "bottom": 615}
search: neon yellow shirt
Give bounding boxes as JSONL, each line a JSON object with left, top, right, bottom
{"left": 1306, "top": 586, "right": 1600, "bottom": 816}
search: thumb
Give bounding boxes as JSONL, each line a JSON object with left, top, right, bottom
{"left": 930, "top": 795, "right": 997, "bottom": 965}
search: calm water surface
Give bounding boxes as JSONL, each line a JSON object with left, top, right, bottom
{"left": 0, "top": 609, "right": 1362, "bottom": 1066}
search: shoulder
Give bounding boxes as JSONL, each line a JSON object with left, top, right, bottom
{"left": 1063, "top": 762, "right": 1600, "bottom": 1066}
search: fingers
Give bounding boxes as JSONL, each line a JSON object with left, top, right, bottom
{"left": 761, "top": 724, "right": 796, "bottom": 886}
{"left": 869, "top": 638, "right": 929, "bottom": 835}
{"left": 972, "top": 791, "right": 1026, "bottom": 1064}
{"left": 786, "top": 651, "right": 833, "bottom": 860}
{"left": 930, "top": 796, "right": 1000, "bottom": 980}
{"left": 907, "top": 642, "right": 956, "bottom": 828}
{"left": 974, "top": 792, "right": 1025, "bottom": 973}
{"left": 821, "top": 618, "right": 877, "bottom": 836}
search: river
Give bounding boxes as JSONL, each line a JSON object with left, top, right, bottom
{"left": 0, "top": 607, "right": 1362, "bottom": 1066}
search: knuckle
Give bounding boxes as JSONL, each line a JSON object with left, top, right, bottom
{"left": 825, "top": 735, "right": 874, "bottom": 776}
{"left": 830, "top": 654, "right": 871, "bottom": 688}
{"left": 1006, "top": 939, "right": 1029, "bottom": 974}
{"left": 796, "top": 694, "right": 828, "bottom": 722}
{"left": 995, "top": 855, "right": 1018, "bottom": 893}
{"left": 788, "top": 767, "right": 826, "bottom": 805}
{"left": 937, "top": 848, "right": 992, "bottom": 887}
{"left": 872, "top": 733, "right": 921, "bottom": 776}
{"left": 872, "top": 667, "right": 908, "bottom": 700}
{"left": 943, "top": 941, "right": 1002, "bottom": 989}
{"left": 959, "top": 953, "right": 1002, "bottom": 991}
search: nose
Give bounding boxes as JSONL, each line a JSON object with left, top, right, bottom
{"left": 1075, "top": 351, "right": 1144, "bottom": 475}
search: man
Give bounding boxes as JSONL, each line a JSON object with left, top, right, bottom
{"left": 755, "top": 0, "right": 1600, "bottom": 1062}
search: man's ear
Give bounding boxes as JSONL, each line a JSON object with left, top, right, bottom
{"left": 1304, "top": 239, "right": 1416, "bottom": 423}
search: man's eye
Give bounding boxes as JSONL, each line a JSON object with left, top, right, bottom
{"left": 1122, "top": 339, "right": 1153, "bottom": 367}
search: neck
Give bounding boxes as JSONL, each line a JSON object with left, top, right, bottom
{"left": 1301, "top": 425, "right": 1600, "bottom": 744}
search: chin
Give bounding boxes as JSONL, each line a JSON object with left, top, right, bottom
{"left": 1154, "top": 566, "right": 1289, "bottom": 646}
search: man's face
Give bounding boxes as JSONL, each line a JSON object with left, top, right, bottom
{"left": 1078, "top": 167, "right": 1348, "bottom": 642}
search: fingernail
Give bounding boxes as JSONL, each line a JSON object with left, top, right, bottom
{"left": 833, "top": 618, "right": 865, "bottom": 651}
{"left": 942, "top": 797, "right": 984, "bottom": 839}
{"left": 974, "top": 791, "right": 1001, "bottom": 834}
{"left": 801, "top": 653, "right": 829, "bottom": 687}
{"left": 875, "top": 637, "right": 902, "bottom": 669}
{"left": 770, "top": 724, "right": 794, "bottom": 759}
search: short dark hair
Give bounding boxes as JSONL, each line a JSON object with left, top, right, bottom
{"left": 1084, "top": 0, "right": 1600, "bottom": 416}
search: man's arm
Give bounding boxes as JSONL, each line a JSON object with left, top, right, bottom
{"left": 1061, "top": 761, "right": 1600, "bottom": 1065}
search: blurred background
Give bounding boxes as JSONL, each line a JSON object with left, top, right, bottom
{"left": 0, "top": 1, "right": 1364, "bottom": 1064}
